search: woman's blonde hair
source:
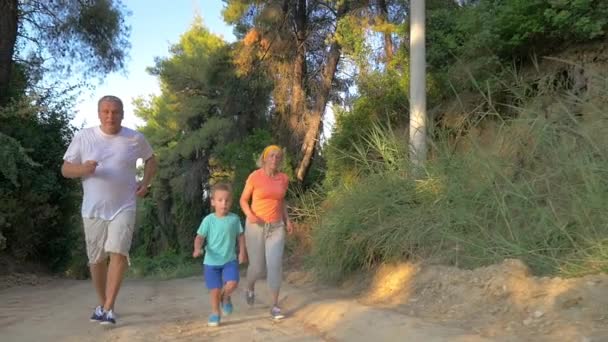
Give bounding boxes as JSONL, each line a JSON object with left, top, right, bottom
{"left": 256, "top": 145, "right": 283, "bottom": 168}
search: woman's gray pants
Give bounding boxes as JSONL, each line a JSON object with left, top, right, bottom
{"left": 245, "top": 221, "right": 285, "bottom": 292}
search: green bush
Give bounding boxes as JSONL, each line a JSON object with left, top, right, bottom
{"left": 0, "top": 97, "right": 81, "bottom": 272}
{"left": 445, "top": 0, "right": 608, "bottom": 60}
{"left": 311, "top": 91, "right": 608, "bottom": 282}
{"left": 425, "top": 0, "right": 608, "bottom": 95}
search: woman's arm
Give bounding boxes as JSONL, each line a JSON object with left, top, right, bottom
{"left": 240, "top": 178, "right": 263, "bottom": 224}
{"left": 282, "top": 200, "right": 294, "bottom": 234}
{"left": 282, "top": 175, "right": 293, "bottom": 233}
{"left": 237, "top": 234, "right": 247, "bottom": 264}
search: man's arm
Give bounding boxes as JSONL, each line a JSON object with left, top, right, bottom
{"left": 61, "top": 160, "right": 98, "bottom": 179}
{"left": 136, "top": 155, "right": 157, "bottom": 197}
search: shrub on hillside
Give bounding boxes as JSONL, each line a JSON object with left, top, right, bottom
{"left": 311, "top": 88, "right": 608, "bottom": 282}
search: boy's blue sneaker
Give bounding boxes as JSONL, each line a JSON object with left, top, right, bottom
{"left": 89, "top": 305, "right": 104, "bottom": 322}
{"left": 100, "top": 309, "right": 116, "bottom": 325}
{"left": 207, "top": 313, "right": 221, "bottom": 327}
{"left": 222, "top": 298, "right": 234, "bottom": 316}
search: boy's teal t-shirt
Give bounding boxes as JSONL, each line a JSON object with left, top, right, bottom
{"left": 197, "top": 212, "right": 244, "bottom": 266}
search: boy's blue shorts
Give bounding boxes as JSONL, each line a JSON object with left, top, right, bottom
{"left": 203, "top": 260, "right": 240, "bottom": 289}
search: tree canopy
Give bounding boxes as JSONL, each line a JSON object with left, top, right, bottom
{"left": 0, "top": 0, "right": 130, "bottom": 273}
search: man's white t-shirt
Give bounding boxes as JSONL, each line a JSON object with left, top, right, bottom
{"left": 63, "top": 126, "right": 154, "bottom": 220}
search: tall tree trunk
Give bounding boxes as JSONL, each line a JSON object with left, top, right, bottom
{"left": 409, "top": 0, "right": 427, "bottom": 171}
{"left": 295, "top": 3, "right": 348, "bottom": 182}
{"left": 156, "top": 178, "right": 179, "bottom": 251}
{"left": 0, "top": 0, "right": 18, "bottom": 104}
{"left": 288, "top": 0, "right": 308, "bottom": 156}
{"left": 377, "top": 0, "right": 394, "bottom": 63}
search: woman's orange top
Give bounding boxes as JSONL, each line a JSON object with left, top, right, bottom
{"left": 243, "top": 169, "right": 289, "bottom": 223}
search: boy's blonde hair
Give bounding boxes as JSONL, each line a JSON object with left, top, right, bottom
{"left": 210, "top": 182, "right": 233, "bottom": 197}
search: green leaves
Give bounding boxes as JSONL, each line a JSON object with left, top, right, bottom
{"left": 0, "top": 0, "right": 126, "bottom": 271}
{"left": 0, "top": 95, "right": 80, "bottom": 271}
{"left": 18, "top": 0, "right": 131, "bottom": 79}
{"left": 176, "top": 117, "right": 234, "bottom": 159}
{"left": 419, "top": 0, "right": 608, "bottom": 97}
{"left": 545, "top": 0, "right": 608, "bottom": 40}
{"left": 335, "top": 15, "right": 370, "bottom": 67}
{"left": 455, "top": 0, "right": 608, "bottom": 59}
{"left": 133, "top": 18, "right": 272, "bottom": 258}
{"left": 0, "top": 132, "right": 37, "bottom": 187}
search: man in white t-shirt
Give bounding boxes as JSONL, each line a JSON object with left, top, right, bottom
{"left": 62, "top": 95, "right": 157, "bottom": 325}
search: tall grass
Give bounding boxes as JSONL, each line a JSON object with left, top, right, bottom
{"left": 310, "top": 73, "right": 608, "bottom": 282}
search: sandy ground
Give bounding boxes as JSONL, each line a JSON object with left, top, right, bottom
{"left": 1, "top": 275, "right": 492, "bottom": 342}
{"left": 354, "top": 259, "right": 608, "bottom": 342}
{"left": 1, "top": 260, "right": 607, "bottom": 341}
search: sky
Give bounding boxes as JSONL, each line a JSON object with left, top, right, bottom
{"left": 73, "top": 0, "right": 235, "bottom": 129}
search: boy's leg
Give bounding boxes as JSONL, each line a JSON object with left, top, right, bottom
{"left": 221, "top": 260, "right": 240, "bottom": 299}
{"left": 209, "top": 288, "right": 221, "bottom": 315}
{"left": 244, "top": 222, "right": 266, "bottom": 291}
{"left": 103, "top": 210, "right": 136, "bottom": 312}
{"left": 220, "top": 260, "right": 239, "bottom": 316}
{"left": 223, "top": 281, "right": 238, "bottom": 298}
{"left": 83, "top": 217, "right": 109, "bottom": 308}
{"left": 204, "top": 265, "right": 223, "bottom": 315}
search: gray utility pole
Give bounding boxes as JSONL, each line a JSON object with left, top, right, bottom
{"left": 409, "top": 0, "right": 427, "bottom": 170}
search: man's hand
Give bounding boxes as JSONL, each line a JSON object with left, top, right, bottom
{"left": 135, "top": 182, "right": 149, "bottom": 197}
{"left": 286, "top": 220, "right": 294, "bottom": 235}
{"left": 193, "top": 249, "right": 202, "bottom": 258}
{"left": 238, "top": 251, "right": 248, "bottom": 264}
{"left": 82, "top": 160, "right": 98, "bottom": 176}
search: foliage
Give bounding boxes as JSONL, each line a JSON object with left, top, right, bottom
{"left": 17, "top": 0, "right": 131, "bottom": 78}
{"left": 5, "top": 0, "right": 608, "bottom": 281}
{"left": 215, "top": 129, "right": 273, "bottom": 211}
{"left": 312, "top": 68, "right": 608, "bottom": 281}
{"left": 0, "top": 92, "right": 80, "bottom": 271}
{"left": 335, "top": 15, "right": 370, "bottom": 68}
{"left": 425, "top": 0, "right": 608, "bottom": 93}
{"left": 216, "top": 0, "right": 608, "bottom": 282}
{"left": 323, "top": 69, "right": 408, "bottom": 188}
{"left": 0, "top": 132, "right": 37, "bottom": 187}
{"left": 127, "top": 250, "right": 200, "bottom": 279}
{"left": 223, "top": 0, "right": 362, "bottom": 179}
{"left": 0, "top": 0, "right": 130, "bottom": 272}
{"left": 133, "top": 18, "right": 272, "bottom": 259}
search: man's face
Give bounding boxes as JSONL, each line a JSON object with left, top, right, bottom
{"left": 98, "top": 100, "right": 123, "bottom": 134}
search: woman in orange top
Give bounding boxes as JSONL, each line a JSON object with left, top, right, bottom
{"left": 240, "top": 145, "right": 294, "bottom": 320}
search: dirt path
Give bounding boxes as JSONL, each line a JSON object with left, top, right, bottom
{"left": 2, "top": 260, "right": 607, "bottom": 341}
{"left": 1, "top": 275, "right": 493, "bottom": 342}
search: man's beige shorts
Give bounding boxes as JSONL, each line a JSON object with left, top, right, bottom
{"left": 83, "top": 210, "right": 136, "bottom": 264}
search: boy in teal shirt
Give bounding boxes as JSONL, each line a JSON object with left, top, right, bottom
{"left": 193, "top": 183, "right": 247, "bottom": 327}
